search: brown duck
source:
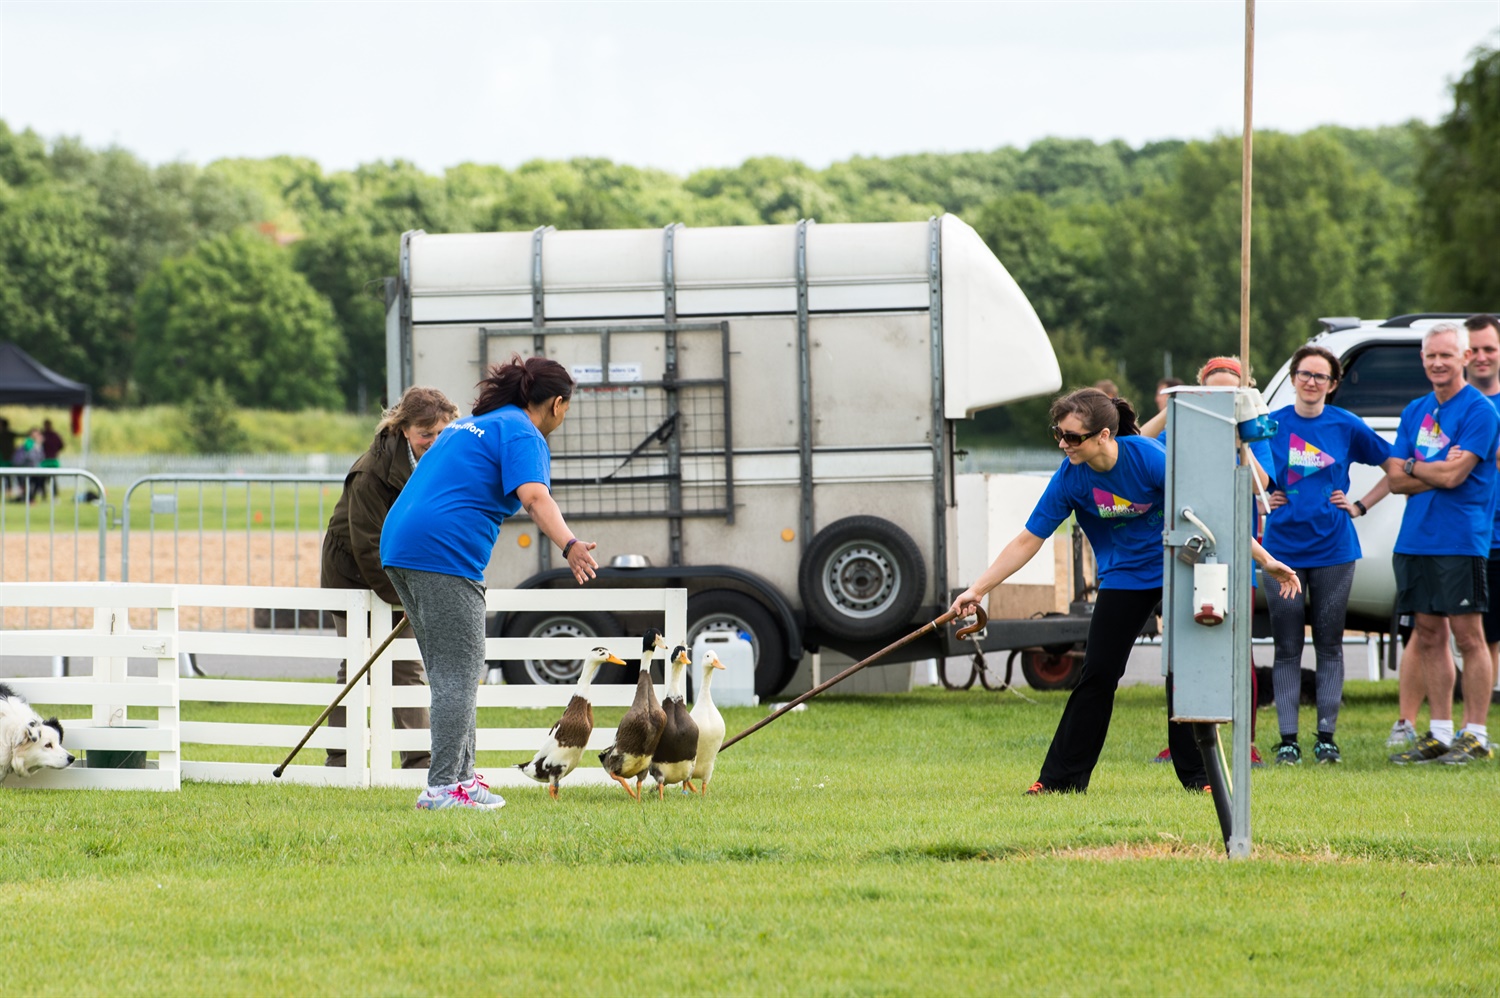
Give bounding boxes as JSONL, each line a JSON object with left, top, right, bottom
{"left": 516, "top": 647, "right": 626, "bottom": 798}
{"left": 598, "top": 628, "right": 668, "bottom": 800}
{"left": 648, "top": 645, "right": 700, "bottom": 798}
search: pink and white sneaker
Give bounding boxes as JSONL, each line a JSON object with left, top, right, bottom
{"left": 459, "top": 775, "right": 506, "bottom": 810}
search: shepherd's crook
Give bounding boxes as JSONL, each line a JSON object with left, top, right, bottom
{"left": 272, "top": 616, "right": 412, "bottom": 778}
{"left": 720, "top": 608, "right": 987, "bottom": 752}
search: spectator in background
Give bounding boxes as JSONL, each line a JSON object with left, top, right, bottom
{"left": 1420, "top": 311, "right": 1500, "bottom": 765}
{"left": 11, "top": 427, "right": 44, "bottom": 502}
{"left": 0, "top": 417, "right": 14, "bottom": 499}
{"left": 320, "top": 386, "right": 460, "bottom": 770}
{"left": 1386, "top": 321, "right": 1499, "bottom": 765}
{"left": 40, "top": 419, "right": 63, "bottom": 465}
{"left": 38, "top": 419, "right": 63, "bottom": 498}
{"left": 1093, "top": 378, "right": 1120, "bottom": 398}
{"left": 1155, "top": 377, "right": 1183, "bottom": 413}
{"left": 1261, "top": 345, "right": 1394, "bottom": 765}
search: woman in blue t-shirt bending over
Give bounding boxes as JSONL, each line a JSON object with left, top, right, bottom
{"left": 950, "top": 387, "right": 1300, "bottom": 794}
{"left": 382, "top": 355, "right": 601, "bottom": 811}
{"left": 1262, "top": 345, "right": 1394, "bottom": 766}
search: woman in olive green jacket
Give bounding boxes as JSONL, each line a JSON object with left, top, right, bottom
{"left": 322, "top": 386, "right": 459, "bottom": 769}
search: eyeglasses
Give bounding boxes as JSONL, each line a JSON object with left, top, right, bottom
{"left": 1293, "top": 370, "right": 1334, "bottom": 385}
{"left": 1051, "top": 425, "right": 1100, "bottom": 447}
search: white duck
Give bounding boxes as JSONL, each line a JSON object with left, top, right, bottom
{"left": 687, "top": 648, "right": 727, "bottom": 795}
{"left": 516, "top": 646, "right": 626, "bottom": 798}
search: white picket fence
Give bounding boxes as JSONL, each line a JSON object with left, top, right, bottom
{"left": 0, "top": 582, "right": 685, "bottom": 791}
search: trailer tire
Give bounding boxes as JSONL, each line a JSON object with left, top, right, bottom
{"left": 496, "top": 610, "right": 628, "bottom": 686}
{"left": 1018, "top": 647, "right": 1083, "bottom": 691}
{"left": 687, "top": 589, "right": 793, "bottom": 699}
{"left": 798, "top": 516, "right": 926, "bottom": 642}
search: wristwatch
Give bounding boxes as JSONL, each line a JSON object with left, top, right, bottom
{"left": 1403, "top": 457, "right": 1417, "bottom": 476}
{"left": 1353, "top": 500, "right": 1367, "bottom": 516}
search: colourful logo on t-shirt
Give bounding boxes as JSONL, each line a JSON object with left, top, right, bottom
{"left": 1415, "top": 412, "right": 1450, "bottom": 461}
{"left": 1091, "top": 487, "right": 1153, "bottom": 519}
{"left": 1285, "top": 433, "right": 1336, "bottom": 485}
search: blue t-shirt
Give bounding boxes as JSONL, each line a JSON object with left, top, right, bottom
{"left": 1262, "top": 405, "right": 1391, "bottom": 568}
{"left": 1487, "top": 389, "right": 1500, "bottom": 552}
{"left": 381, "top": 406, "right": 553, "bottom": 581}
{"left": 1026, "top": 434, "right": 1166, "bottom": 590}
{"left": 1390, "top": 384, "right": 1500, "bottom": 558}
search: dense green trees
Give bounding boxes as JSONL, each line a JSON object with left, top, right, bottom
{"left": 134, "top": 231, "right": 343, "bottom": 410}
{"left": 1417, "top": 44, "right": 1500, "bottom": 308}
{"left": 0, "top": 42, "right": 1489, "bottom": 434}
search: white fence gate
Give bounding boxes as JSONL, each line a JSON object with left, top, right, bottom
{"left": 0, "top": 582, "right": 686, "bottom": 791}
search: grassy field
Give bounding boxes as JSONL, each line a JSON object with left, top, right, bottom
{"left": 1, "top": 404, "right": 377, "bottom": 455}
{"left": 0, "top": 480, "right": 344, "bottom": 533}
{"left": 4, "top": 681, "right": 1497, "bottom": 995}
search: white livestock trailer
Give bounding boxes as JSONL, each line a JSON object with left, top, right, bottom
{"left": 385, "top": 215, "right": 1087, "bottom": 695}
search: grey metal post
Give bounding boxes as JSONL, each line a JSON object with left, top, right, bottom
{"left": 1229, "top": 460, "right": 1253, "bottom": 857}
{"left": 794, "top": 219, "right": 815, "bottom": 551}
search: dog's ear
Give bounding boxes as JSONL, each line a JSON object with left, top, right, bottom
{"left": 43, "top": 717, "right": 64, "bottom": 740}
{"left": 22, "top": 719, "right": 40, "bottom": 743}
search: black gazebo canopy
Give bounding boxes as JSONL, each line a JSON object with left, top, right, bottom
{"left": 0, "top": 342, "right": 90, "bottom": 406}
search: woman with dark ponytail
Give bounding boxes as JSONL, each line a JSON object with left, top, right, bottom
{"left": 381, "top": 354, "right": 600, "bottom": 811}
{"left": 950, "top": 387, "right": 1300, "bottom": 795}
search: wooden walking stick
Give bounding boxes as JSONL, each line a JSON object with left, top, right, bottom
{"left": 273, "top": 616, "right": 411, "bottom": 778}
{"left": 720, "top": 608, "right": 987, "bottom": 752}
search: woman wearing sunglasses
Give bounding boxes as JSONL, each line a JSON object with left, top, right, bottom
{"left": 949, "top": 387, "right": 1301, "bottom": 794}
{"left": 1261, "top": 345, "right": 1392, "bottom": 766}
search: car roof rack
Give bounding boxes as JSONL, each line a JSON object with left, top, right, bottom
{"left": 1379, "top": 313, "right": 1480, "bottom": 328}
{"left": 1317, "top": 317, "right": 1363, "bottom": 332}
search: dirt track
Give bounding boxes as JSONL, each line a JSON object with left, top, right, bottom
{"left": 2, "top": 531, "right": 322, "bottom": 629}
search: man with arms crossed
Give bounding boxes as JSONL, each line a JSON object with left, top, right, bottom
{"left": 1438, "top": 313, "right": 1500, "bottom": 763}
{"left": 1387, "top": 321, "right": 1500, "bottom": 764}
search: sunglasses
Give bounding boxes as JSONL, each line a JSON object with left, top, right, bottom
{"left": 1051, "top": 425, "right": 1100, "bottom": 447}
{"left": 1293, "top": 370, "right": 1334, "bottom": 385}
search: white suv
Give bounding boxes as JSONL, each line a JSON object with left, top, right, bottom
{"left": 1259, "top": 313, "right": 1485, "bottom": 635}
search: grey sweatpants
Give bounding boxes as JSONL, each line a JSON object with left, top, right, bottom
{"left": 385, "top": 565, "right": 487, "bottom": 788}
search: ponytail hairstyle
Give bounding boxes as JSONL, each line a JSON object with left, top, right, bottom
{"left": 473, "top": 353, "right": 576, "bottom": 416}
{"left": 1049, "top": 387, "right": 1139, "bottom": 439}
{"left": 376, "top": 385, "right": 459, "bottom": 436}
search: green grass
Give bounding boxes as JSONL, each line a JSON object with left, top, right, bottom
{"left": 5, "top": 682, "right": 1499, "bottom": 996}
{"left": 0, "top": 480, "right": 345, "bottom": 533}
{"left": 1, "top": 404, "right": 378, "bottom": 456}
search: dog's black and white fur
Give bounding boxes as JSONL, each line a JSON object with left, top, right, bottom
{"left": 0, "top": 682, "right": 74, "bottom": 780}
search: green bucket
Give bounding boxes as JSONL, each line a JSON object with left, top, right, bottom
{"left": 87, "top": 749, "right": 147, "bottom": 769}
{"left": 87, "top": 726, "right": 149, "bottom": 769}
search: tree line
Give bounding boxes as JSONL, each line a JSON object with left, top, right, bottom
{"left": 0, "top": 44, "right": 1493, "bottom": 444}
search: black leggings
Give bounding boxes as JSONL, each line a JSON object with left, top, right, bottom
{"left": 1264, "top": 561, "right": 1356, "bottom": 738}
{"left": 1037, "top": 587, "right": 1205, "bottom": 792}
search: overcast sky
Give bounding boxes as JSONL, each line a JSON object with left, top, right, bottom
{"left": 1, "top": 1, "right": 1495, "bottom": 176}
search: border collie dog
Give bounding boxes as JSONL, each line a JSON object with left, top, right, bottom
{"left": 0, "top": 683, "right": 74, "bottom": 780}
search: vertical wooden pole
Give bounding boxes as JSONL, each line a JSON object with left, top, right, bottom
{"left": 1240, "top": 0, "right": 1255, "bottom": 383}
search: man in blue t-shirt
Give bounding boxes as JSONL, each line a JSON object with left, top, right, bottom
{"left": 1387, "top": 321, "right": 1500, "bottom": 765}
{"left": 1438, "top": 312, "right": 1500, "bottom": 765}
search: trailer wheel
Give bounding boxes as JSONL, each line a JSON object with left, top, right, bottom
{"left": 1019, "top": 647, "right": 1083, "bottom": 691}
{"left": 496, "top": 610, "right": 627, "bottom": 686}
{"left": 798, "top": 516, "right": 926, "bottom": 641}
{"left": 687, "top": 589, "right": 792, "bottom": 699}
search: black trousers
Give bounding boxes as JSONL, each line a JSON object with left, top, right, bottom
{"left": 1037, "top": 587, "right": 1206, "bottom": 791}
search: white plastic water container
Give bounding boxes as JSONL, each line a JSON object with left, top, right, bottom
{"left": 692, "top": 631, "right": 758, "bottom": 707}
